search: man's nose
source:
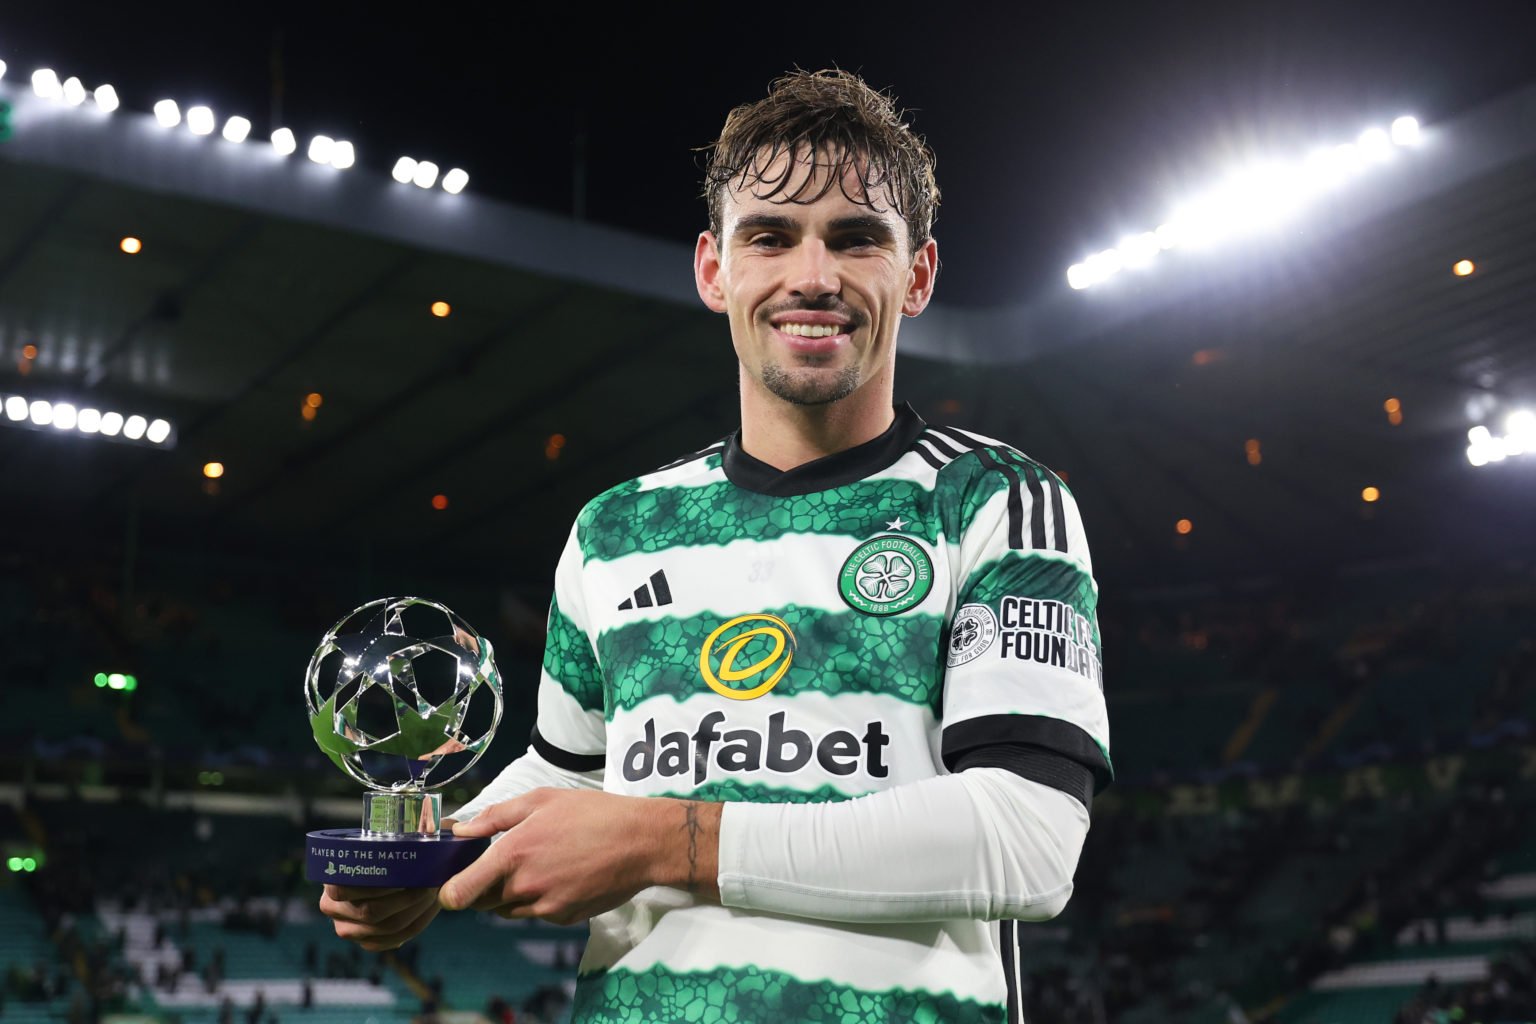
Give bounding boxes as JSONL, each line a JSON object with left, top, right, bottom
{"left": 787, "top": 238, "right": 840, "bottom": 300}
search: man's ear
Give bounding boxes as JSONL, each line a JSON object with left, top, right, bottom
{"left": 902, "top": 237, "right": 939, "bottom": 317}
{"left": 695, "top": 231, "right": 728, "bottom": 313}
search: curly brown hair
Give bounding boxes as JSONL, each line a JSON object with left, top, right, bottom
{"left": 699, "top": 68, "right": 940, "bottom": 259}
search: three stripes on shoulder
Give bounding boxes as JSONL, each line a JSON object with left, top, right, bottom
{"left": 917, "top": 427, "right": 1072, "bottom": 555}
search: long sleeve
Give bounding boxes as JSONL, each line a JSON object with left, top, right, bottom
{"left": 449, "top": 743, "right": 602, "bottom": 823}
{"left": 716, "top": 767, "right": 1088, "bottom": 922}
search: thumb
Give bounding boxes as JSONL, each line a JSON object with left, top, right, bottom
{"left": 450, "top": 794, "right": 536, "bottom": 838}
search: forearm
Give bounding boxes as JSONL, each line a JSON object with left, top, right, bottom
{"left": 697, "top": 769, "right": 1088, "bottom": 923}
{"left": 450, "top": 743, "right": 603, "bottom": 825}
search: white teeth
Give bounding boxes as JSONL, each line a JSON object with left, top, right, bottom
{"left": 777, "top": 323, "right": 844, "bottom": 338}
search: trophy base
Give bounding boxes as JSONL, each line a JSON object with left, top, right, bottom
{"left": 305, "top": 828, "right": 489, "bottom": 888}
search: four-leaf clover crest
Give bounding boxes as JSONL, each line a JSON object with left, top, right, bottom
{"left": 857, "top": 553, "right": 914, "bottom": 601}
{"left": 951, "top": 618, "right": 979, "bottom": 651}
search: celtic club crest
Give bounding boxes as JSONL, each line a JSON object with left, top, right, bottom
{"left": 838, "top": 535, "right": 935, "bottom": 616}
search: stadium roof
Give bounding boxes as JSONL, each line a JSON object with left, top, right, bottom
{"left": 1, "top": 78, "right": 1534, "bottom": 593}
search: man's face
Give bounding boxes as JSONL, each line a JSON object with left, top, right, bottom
{"left": 694, "top": 148, "right": 937, "bottom": 407}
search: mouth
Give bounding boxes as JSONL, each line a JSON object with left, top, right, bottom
{"left": 769, "top": 318, "right": 855, "bottom": 356}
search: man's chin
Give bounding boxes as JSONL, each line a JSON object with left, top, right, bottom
{"left": 760, "top": 365, "right": 862, "bottom": 406}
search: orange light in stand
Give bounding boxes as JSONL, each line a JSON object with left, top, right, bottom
{"left": 1361, "top": 486, "right": 1380, "bottom": 503}
{"left": 1384, "top": 397, "right": 1403, "bottom": 426}
{"left": 305, "top": 392, "right": 324, "bottom": 409}
{"left": 1176, "top": 518, "right": 1193, "bottom": 535}
{"left": 203, "top": 462, "right": 224, "bottom": 479}
{"left": 1245, "top": 439, "right": 1262, "bottom": 466}
{"left": 431, "top": 494, "right": 449, "bottom": 511}
{"left": 300, "top": 405, "right": 317, "bottom": 422}
{"left": 431, "top": 301, "right": 451, "bottom": 318}
{"left": 548, "top": 433, "right": 566, "bottom": 449}
{"left": 1453, "top": 260, "right": 1474, "bottom": 277}
{"left": 22, "top": 344, "right": 38, "bottom": 360}
{"left": 120, "top": 237, "right": 142, "bottom": 255}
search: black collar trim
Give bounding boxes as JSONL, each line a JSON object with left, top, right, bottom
{"left": 723, "top": 403, "right": 929, "bottom": 496}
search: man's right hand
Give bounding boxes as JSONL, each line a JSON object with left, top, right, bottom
{"left": 319, "top": 885, "right": 441, "bottom": 951}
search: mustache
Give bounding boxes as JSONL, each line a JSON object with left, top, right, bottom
{"left": 760, "top": 300, "right": 864, "bottom": 327}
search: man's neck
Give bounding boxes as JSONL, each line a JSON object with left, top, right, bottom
{"left": 737, "top": 367, "right": 897, "bottom": 472}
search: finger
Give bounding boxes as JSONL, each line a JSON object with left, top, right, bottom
{"left": 330, "top": 890, "right": 436, "bottom": 932}
{"left": 439, "top": 842, "right": 516, "bottom": 911}
{"left": 495, "top": 903, "right": 537, "bottom": 920}
{"left": 470, "top": 887, "right": 530, "bottom": 913}
{"left": 450, "top": 792, "right": 542, "bottom": 838}
{"left": 355, "top": 900, "right": 441, "bottom": 952}
{"left": 324, "top": 884, "right": 403, "bottom": 902}
{"left": 323, "top": 887, "right": 435, "bottom": 925}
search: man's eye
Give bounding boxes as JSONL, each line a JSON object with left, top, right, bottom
{"left": 842, "top": 237, "right": 878, "bottom": 249}
{"left": 749, "top": 235, "right": 784, "bottom": 248}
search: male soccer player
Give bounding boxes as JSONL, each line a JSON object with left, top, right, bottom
{"left": 321, "top": 69, "right": 1112, "bottom": 1023}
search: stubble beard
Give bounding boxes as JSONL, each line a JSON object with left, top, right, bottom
{"left": 759, "top": 362, "right": 862, "bottom": 406}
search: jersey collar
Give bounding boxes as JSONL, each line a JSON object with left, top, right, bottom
{"left": 722, "top": 402, "right": 928, "bottom": 496}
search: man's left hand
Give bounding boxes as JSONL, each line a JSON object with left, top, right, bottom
{"left": 438, "top": 788, "right": 721, "bottom": 925}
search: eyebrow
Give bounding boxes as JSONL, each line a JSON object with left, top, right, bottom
{"left": 730, "top": 213, "right": 898, "bottom": 244}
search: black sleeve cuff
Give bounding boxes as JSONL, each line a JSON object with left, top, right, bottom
{"left": 943, "top": 713, "right": 1113, "bottom": 797}
{"left": 530, "top": 726, "right": 606, "bottom": 773}
{"left": 954, "top": 742, "right": 1094, "bottom": 811}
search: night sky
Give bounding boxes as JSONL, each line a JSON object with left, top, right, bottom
{"left": 4, "top": 1, "right": 1534, "bottom": 306}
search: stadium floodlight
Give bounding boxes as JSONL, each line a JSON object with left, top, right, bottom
{"left": 61, "top": 76, "right": 87, "bottom": 106}
{"left": 1065, "top": 114, "right": 1424, "bottom": 290}
{"left": 1506, "top": 410, "right": 1536, "bottom": 456}
{"left": 0, "top": 60, "right": 7, "bottom": 82}
{"left": 187, "top": 105, "right": 216, "bottom": 136}
{"left": 222, "top": 116, "right": 252, "bottom": 143}
{"left": 307, "top": 134, "right": 335, "bottom": 164}
{"left": 1466, "top": 414, "right": 1536, "bottom": 466}
{"left": 271, "top": 127, "right": 297, "bottom": 156}
{"left": 392, "top": 156, "right": 418, "bottom": 183}
{"left": 330, "top": 139, "right": 355, "bottom": 170}
{"left": 94, "top": 84, "right": 120, "bottom": 113}
{"left": 412, "top": 160, "right": 440, "bottom": 189}
{"left": 442, "top": 168, "right": 470, "bottom": 194}
{"left": 153, "top": 99, "right": 181, "bottom": 128}
{"left": 1357, "top": 127, "right": 1392, "bottom": 162}
{"left": 1118, "top": 232, "right": 1160, "bottom": 269}
{"left": 32, "top": 68, "right": 61, "bottom": 99}
{"left": 1390, "top": 115, "right": 1421, "bottom": 146}
{"left": 0, "top": 394, "right": 174, "bottom": 448}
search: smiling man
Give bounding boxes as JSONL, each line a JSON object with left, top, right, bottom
{"left": 320, "top": 69, "right": 1112, "bottom": 1024}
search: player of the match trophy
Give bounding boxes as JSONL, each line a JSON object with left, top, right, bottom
{"left": 303, "top": 597, "right": 503, "bottom": 888}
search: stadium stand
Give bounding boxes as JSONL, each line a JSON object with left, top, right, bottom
{"left": 4, "top": 552, "right": 1535, "bottom": 1022}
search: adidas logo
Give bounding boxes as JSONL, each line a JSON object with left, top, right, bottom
{"left": 618, "top": 570, "right": 672, "bottom": 611}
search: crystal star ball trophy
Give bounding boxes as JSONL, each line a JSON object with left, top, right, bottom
{"left": 303, "top": 597, "right": 503, "bottom": 888}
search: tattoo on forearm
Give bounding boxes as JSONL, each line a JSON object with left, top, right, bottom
{"left": 682, "top": 803, "right": 703, "bottom": 893}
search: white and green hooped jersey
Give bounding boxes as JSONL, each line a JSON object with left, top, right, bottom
{"left": 531, "top": 403, "right": 1112, "bottom": 1024}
